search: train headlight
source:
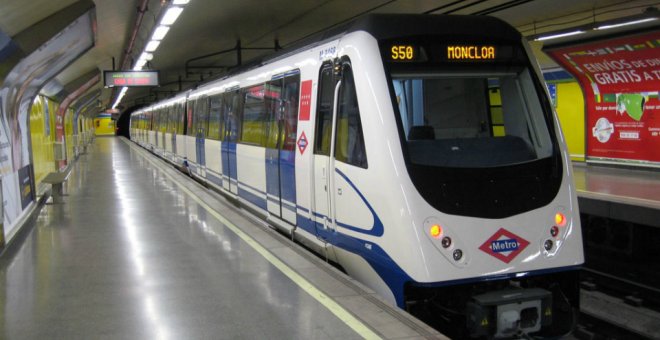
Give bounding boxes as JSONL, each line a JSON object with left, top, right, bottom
{"left": 453, "top": 249, "right": 463, "bottom": 261}
{"left": 550, "top": 226, "right": 559, "bottom": 237}
{"left": 424, "top": 217, "right": 469, "bottom": 267}
{"left": 441, "top": 236, "right": 452, "bottom": 248}
{"left": 430, "top": 224, "right": 442, "bottom": 238}
{"left": 554, "top": 212, "right": 566, "bottom": 227}
{"left": 544, "top": 239, "right": 553, "bottom": 251}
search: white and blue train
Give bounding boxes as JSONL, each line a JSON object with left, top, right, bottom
{"left": 131, "top": 14, "right": 584, "bottom": 339}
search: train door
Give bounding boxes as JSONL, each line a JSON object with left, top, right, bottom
{"left": 265, "top": 74, "right": 300, "bottom": 225}
{"left": 313, "top": 62, "right": 338, "bottom": 237}
{"left": 221, "top": 90, "right": 240, "bottom": 195}
{"left": 169, "top": 105, "right": 177, "bottom": 157}
{"left": 195, "top": 95, "right": 209, "bottom": 177}
{"left": 313, "top": 60, "right": 367, "bottom": 238}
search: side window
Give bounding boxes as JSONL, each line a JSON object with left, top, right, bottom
{"left": 335, "top": 63, "right": 367, "bottom": 168}
{"left": 208, "top": 95, "right": 223, "bottom": 140}
{"left": 241, "top": 85, "right": 266, "bottom": 145}
{"left": 223, "top": 90, "right": 241, "bottom": 142}
{"left": 194, "top": 96, "right": 209, "bottom": 137}
{"left": 264, "top": 80, "right": 282, "bottom": 149}
{"left": 177, "top": 103, "right": 186, "bottom": 135}
{"left": 281, "top": 74, "right": 300, "bottom": 151}
{"left": 167, "top": 106, "right": 176, "bottom": 133}
{"left": 314, "top": 63, "right": 335, "bottom": 155}
{"left": 186, "top": 101, "right": 195, "bottom": 136}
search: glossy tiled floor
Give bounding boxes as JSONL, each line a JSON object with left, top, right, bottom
{"left": 0, "top": 138, "right": 441, "bottom": 339}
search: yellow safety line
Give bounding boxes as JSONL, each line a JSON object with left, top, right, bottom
{"left": 126, "top": 140, "right": 382, "bottom": 340}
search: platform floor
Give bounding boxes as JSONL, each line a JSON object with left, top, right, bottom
{"left": 573, "top": 162, "right": 660, "bottom": 227}
{"left": 573, "top": 162, "right": 660, "bottom": 210}
{"left": 0, "top": 137, "right": 442, "bottom": 339}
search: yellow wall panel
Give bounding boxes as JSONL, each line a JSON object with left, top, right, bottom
{"left": 29, "top": 96, "right": 56, "bottom": 185}
{"left": 554, "top": 81, "right": 586, "bottom": 162}
{"left": 94, "top": 117, "right": 116, "bottom": 136}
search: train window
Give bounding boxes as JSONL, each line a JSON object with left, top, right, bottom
{"left": 208, "top": 95, "right": 223, "bottom": 140}
{"left": 223, "top": 90, "right": 241, "bottom": 142}
{"left": 186, "top": 102, "right": 195, "bottom": 136}
{"left": 391, "top": 67, "right": 553, "bottom": 168}
{"left": 241, "top": 85, "right": 266, "bottom": 146}
{"left": 264, "top": 80, "right": 282, "bottom": 149}
{"left": 193, "top": 96, "right": 210, "bottom": 137}
{"left": 335, "top": 63, "right": 367, "bottom": 168}
{"left": 314, "top": 63, "right": 334, "bottom": 156}
{"left": 177, "top": 103, "right": 186, "bottom": 135}
{"left": 281, "top": 74, "right": 300, "bottom": 152}
{"left": 158, "top": 109, "right": 166, "bottom": 132}
{"left": 167, "top": 106, "right": 177, "bottom": 133}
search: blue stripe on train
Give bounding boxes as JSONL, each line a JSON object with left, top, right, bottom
{"left": 280, "top": 149, "right": 296, "bottom": 207}
{"left": 222, "top": 142, "right": 237, "bottom": 183}
{"left": 265, "top": 148, "right": 279, "bottom": 203}
{"left": 265, "top": 148, "right": 297, "bottom": 216}
{"left": 206, "top": 170, "right": 222, "bottom": 187}
{"left": 239, "top": 185, "right": 267, "bottom": 210}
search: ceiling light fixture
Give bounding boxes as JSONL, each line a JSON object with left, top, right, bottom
{"left": 596, "top": 17, "right": 658, "bottom": 30}
{"left": 528, "top": 7, "right": 659, "bottom": 42}
{"left": 111, "top": 1, "right": 191, "bottom": 110}
{"left": 145, "top": 40, "right": 161, "bottom": 52}
{"left": 152, "top": 25, "right": 170, "bottom": 40}
{"left": 534, "top": 30, "right": 585, "bottom": 41}
{"left": 160, "top": 7, "right": 183, "bottom": 25}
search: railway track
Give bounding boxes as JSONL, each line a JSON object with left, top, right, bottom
{"left": 577, "top": 268, "right": 660, "bottom": 339}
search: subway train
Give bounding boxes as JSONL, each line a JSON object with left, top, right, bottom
{"left": 130, "top": 14, "right": 584, "bottom": 339}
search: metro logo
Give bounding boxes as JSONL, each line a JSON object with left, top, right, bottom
{"left": 491, "top": 239, "right": 519, "bottom": 253}
{"left": 479, "top": 228, "right": 529, "bottom": 263}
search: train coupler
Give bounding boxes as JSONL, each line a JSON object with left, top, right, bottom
{"left": 466, "top": 288, "right": 552, "bottom": 338}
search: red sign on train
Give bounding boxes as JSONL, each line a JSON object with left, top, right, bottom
{"left": 299, "top": 80, "right": 312, "bottom": 121}
{"left": 544, "top": 30, "right": 660, "bottom": 164}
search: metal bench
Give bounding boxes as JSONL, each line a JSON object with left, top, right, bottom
{"left": 42, "top": 171, "right": 70, "bottom": 203}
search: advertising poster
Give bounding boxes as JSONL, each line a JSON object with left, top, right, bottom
{"left": 544, "top": 31, "right": 660, "bottom": 164}
{"left": 0, "top": 11, "right": 94, "bottom": 237}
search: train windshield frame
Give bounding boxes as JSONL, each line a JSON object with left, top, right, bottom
{"left": 381, "top": 38, "right": 563, "bottom": 218}
{"left": 390, "top": 68, "right": 554, "bottom": 168}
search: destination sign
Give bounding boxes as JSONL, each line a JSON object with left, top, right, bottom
{"left": 104, "top": 70, "right": 159, "bottom": 87}
{"left": 446, "top": 45, "right": 496, "bottom": 60}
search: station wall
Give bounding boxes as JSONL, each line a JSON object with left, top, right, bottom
{"left": 553, "top": 81, "right": 586, "bottom": 162}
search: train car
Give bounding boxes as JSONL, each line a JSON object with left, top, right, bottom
{"left": 130, "top": 14, "right": 584, "bottom": 339}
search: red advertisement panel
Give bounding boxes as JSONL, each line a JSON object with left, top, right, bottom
{"left": 545, "top": 31, "right": 660, "bottom": 164}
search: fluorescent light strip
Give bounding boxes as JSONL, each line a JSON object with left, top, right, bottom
{"left": 112, "top": 87, "right": 129, "bottom": 109}
{"left": 596, "top": 17, "right": 658, "bottom": 30}
{"left": 145, "top": 40, "right": 161, "bottom": 52}
{"left": 160, "top": 7, "right": 183, "bottom": 25}
{"left": 152, "top": 25, "right": 170, "bottom": 40}
{"left": 113, "top": 3, "right": 190, "bottom": 110}
{"left": 534, "top": 30, "right": 585, "bottom": 41}
{"left": 139, "top": 52, "right": 153, "bottom": 61}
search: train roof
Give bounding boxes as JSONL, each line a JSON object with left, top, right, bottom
{"left": 214, "top": 13, "right": 522, "bottom": 80}
{"left": 132, "top": 13, "right": 523, "bottom": 111}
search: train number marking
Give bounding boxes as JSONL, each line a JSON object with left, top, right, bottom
{"left": 319, "top": 46, "right": 336, "bottom": 60}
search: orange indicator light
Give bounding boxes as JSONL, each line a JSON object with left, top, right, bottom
{"left": 555, "top": 213, "right": 567, "bottom": 227}
{"left": 430, "top": 225, "right": 442, "bottom": 238}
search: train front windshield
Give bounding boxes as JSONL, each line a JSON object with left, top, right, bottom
{"left": 391, "top": 68, "right": 553, "bottom": 168}
{"left": 383, "top": 41, "right": 562, "bottom": 218}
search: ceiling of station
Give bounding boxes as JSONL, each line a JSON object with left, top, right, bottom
{"left": 0, "top": 0, "right": 658, "bottom": 114}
